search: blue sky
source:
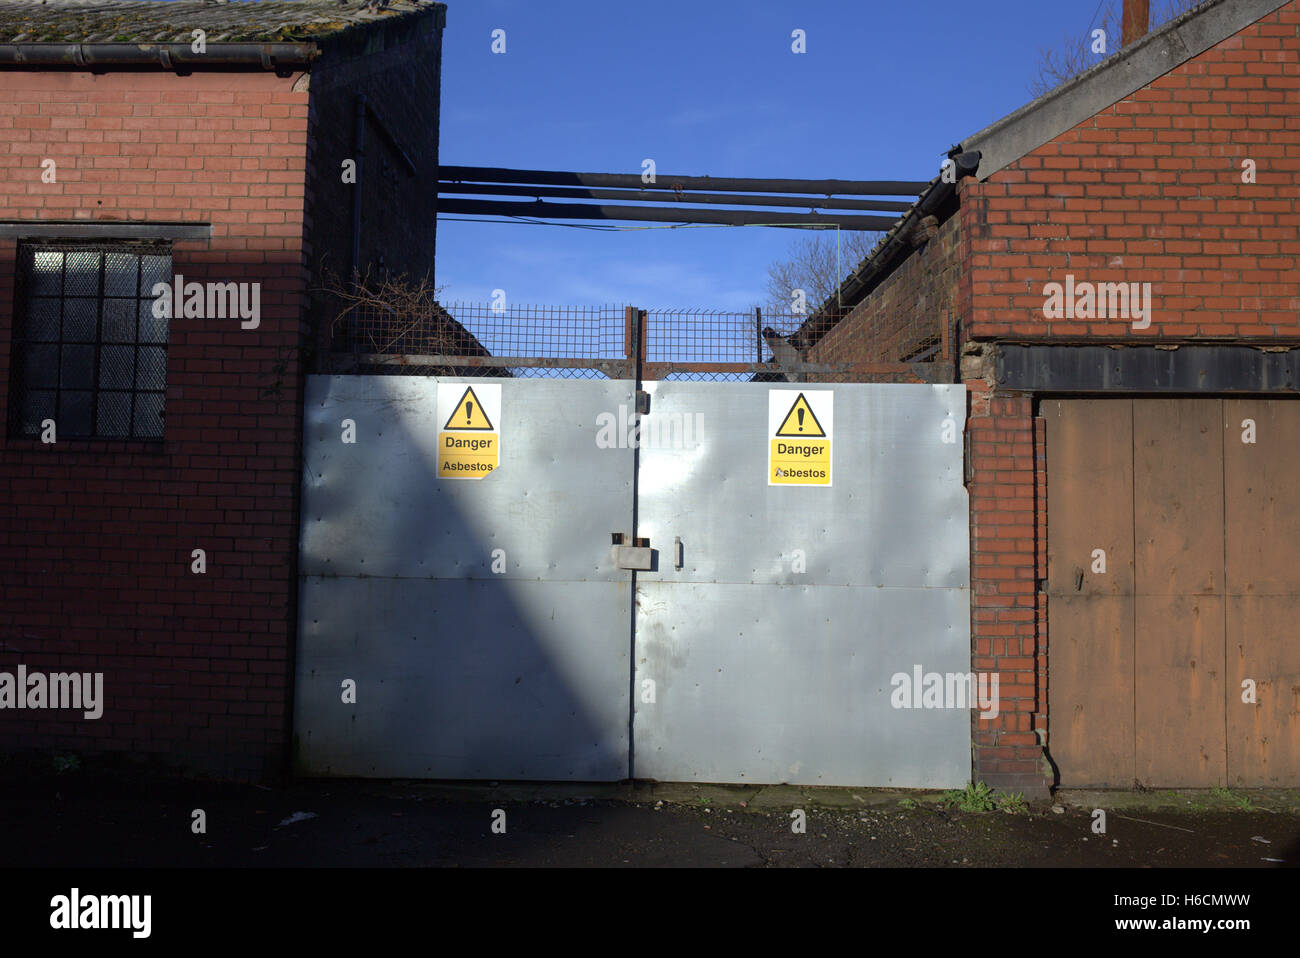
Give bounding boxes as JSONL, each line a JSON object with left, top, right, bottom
{"left": 434, "top": 0, "right": 1107, "bottom": 308}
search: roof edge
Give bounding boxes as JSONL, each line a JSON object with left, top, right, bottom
{"left": 0, "top": 42, "right": 318, "bottom": 72}
{"left": 957, "top": 0, "right": 1290, "bottom": 177}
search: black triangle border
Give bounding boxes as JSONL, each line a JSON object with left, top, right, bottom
{"left": 774, "top": 391, "right": 826, "bottom": 438}
{"left": 443, "top": 385, "right": 495, "bottom": 431}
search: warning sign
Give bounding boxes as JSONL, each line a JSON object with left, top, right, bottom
{"left": 774, "top": 393, "right": 826, "bottom": 438}
{"left": 438, "top": 383, "right": 501, "bottom": 479}
{"left": 442, "top": 385, "right": 495, "bottom": 431}
{"left": 768, "top": 390, "right": 832, "bottom": 486}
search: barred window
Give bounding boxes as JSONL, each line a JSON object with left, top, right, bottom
{"left": 8, "top": 242, "right": 170, "bottom": 439}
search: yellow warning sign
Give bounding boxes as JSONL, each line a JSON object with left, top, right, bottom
{"left": 768, "top": 390, "right": 832, "bottom": 486}
{"left": 443, "top": 386, "right": 494, "bottom": 431}
{"left": 438, "top": 382, "right": 501, "bottom": 479}
{"left": 439, "top": 432, "right": 498, "bottom": 477}
{"left": 774, "top": 393, "right": 826, "bottom": 437}
{"left": 770, "top": 439, "right": 830, "bottom": 485}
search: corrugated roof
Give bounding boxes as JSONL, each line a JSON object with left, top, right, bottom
{"left": 0, "top": 0, "right": 439, "bottom": 44}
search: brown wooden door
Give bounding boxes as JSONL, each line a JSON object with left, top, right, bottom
{"left": 1224, "top": 400, "right": 1300, "bottom": 786}
{"left": 1044, "top": 400, "right": 1135, "bottom": 786}
{"left": 1131, "top": 400, "right": 1225, "bottom": 787}
{"left": 1046, "top": 398, "right": 1299, "bottom": 787}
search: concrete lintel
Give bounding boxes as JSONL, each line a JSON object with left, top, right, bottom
{"left": 0, "top": 221, "right": 212, "bottom": 241}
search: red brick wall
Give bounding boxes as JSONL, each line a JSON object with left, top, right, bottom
{"left": 806, "top": 211, "right": 961, "bottom": 367}
{"left": 0, "top": 70, "right": 310, "bottom": 780}
{"left": 964, "top": 4, "right": 1300, "bottom": 341}
{"left": 965, "top": 387, "right": 1044, "bottom": 793}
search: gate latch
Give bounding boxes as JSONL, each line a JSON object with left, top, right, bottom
{"left": 611, "top": 532, "right": 654, "bottom": 571}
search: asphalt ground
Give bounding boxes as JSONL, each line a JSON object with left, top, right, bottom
{"left": 4, "top": 759, "right": 1299, "bottom": 868}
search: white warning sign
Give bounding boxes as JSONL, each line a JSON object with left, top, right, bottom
{"left": 437, "top": 382, "right": 501, "bottom": 479}
{"left": 768, "top": 389, "right": 833, "bottom": 486}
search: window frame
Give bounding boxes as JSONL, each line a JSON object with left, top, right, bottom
{"left": 7, "top": 240, "right": 172, "bottom": 441}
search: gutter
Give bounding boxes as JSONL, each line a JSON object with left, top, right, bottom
{"left": 0, "top": 42, "right": 318, "bottom": 74}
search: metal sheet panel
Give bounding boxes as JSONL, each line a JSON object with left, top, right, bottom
{"left": 294, "top": 576, "right": 631, "bottom": 779}
{"left": 633, "top": 382, "right": 969, "bottom": 786}
{"left": 300, "top": 375, "right": 635, "bottom": 582}
{"left": 294, "top": 375, "right": 635, "bottom": 780}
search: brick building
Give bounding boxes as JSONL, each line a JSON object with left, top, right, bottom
{"left": 0, "top": 0, "right": 446, "bottom": 780}
{"left": 806, "top": 0, "right": 1300, "bottom": 794}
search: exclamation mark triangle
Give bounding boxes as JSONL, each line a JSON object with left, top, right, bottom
{"left": 444, "top": 386, "right": 494, "bottom": 430}
{"left": 774, "top": 393, "right": 825, "bottom": 437}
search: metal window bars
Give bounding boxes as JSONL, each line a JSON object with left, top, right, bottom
{"left": 8, "top": 241, "right": 170, "bottom": 439}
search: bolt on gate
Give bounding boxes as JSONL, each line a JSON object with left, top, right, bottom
{"left": 295, "top": 304, "right": 970, "bottom": 786}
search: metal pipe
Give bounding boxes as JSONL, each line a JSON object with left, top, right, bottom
{"left": 439, "top": 166, "right": 930, "bottom": 196}
{"left": 438, "top": 181, "right": 915, "bottom": 212}
{"left": 437, "top": 198, "right": 897, "bottom": 230}
{"left": 0, "top": 42, "right": 317, "bottom": 73}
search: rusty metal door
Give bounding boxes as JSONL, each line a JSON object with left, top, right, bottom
{"left": 1048, "top": 398, "right": 1300, "bottom": 788}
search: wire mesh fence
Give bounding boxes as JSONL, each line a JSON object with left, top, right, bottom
{"left": 329, "top": 300, "right": 951, "bottom": 383}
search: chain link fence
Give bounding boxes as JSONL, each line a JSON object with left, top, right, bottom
{"left": 330, "top": 300, "right": 952, "bottom": 383}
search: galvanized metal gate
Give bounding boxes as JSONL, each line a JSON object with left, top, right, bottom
{"left": 296, "top": 304, "right": 970, "bottom": 786}
{"left": 294, "top": 372, "right": 970, "bottom": 786}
